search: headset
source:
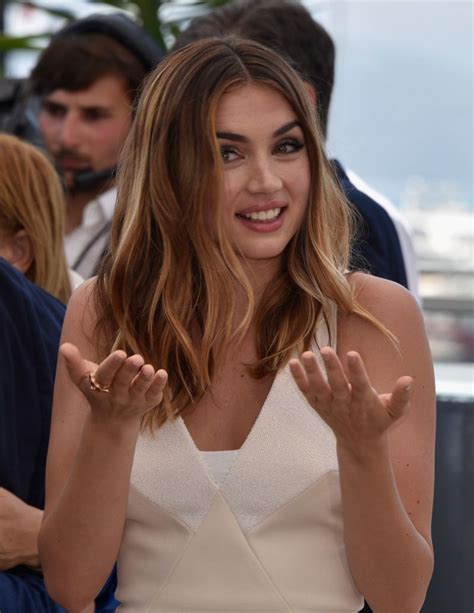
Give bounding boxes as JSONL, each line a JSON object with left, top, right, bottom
{"left": 0, "top": 13, "right": 165, "bottom": 191}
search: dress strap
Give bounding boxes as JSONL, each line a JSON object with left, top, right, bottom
{"left": 314, "top": 300, "right": 338, "bottom": 351}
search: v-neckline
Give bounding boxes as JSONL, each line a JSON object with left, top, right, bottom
{"left": 177, "top": 365, "right": 283, "bottom": 482}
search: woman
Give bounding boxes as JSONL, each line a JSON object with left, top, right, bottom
{"left": 0, "top": 133, "right": 77, "bottom": 303}
{"left": 39, "top": 38, "right": 435, "bottom": 612}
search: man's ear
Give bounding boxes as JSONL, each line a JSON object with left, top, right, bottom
{"left": 305, "top": 82, "right": 317, "bottom": 106}
{"left": 6, "top": 229, "right": 34, "bottom": 275}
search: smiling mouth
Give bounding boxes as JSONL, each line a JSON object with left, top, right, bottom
{"left": 236, "top": 207, "right": 284, "bottom": 223}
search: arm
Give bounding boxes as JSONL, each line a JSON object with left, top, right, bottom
{"left": 290, "top": 273, "right": 435, "bottom": 613}
{"left": 0, "top": 488, "right": 42, "bottom": 570}
{"left": 38, "top": 280, "right": 167, "bottom": 612}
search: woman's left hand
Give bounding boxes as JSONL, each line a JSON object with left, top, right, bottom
{"left": 289, "top": 347, "right": 413, "bottom": 451}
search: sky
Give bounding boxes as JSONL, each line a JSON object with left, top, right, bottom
{"left": 5, "top": 0, "right": 473, "bottom": 209}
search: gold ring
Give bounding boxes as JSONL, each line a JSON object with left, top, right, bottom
{"left": 89, "top": 371, "right": 111, "bottom": 393}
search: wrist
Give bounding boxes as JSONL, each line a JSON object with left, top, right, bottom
{"left": 19, "top": 506, "right": 43, "bottom": 569}
{"left": 86, "top": 410, "right": 141, "bottom": 442}
{"left": 336, "top": 433, "right": 391, "bottom": 467}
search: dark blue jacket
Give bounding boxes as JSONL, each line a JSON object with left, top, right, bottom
{"left": 0, "top": 259, "right": 67, "bottom": 611}
{"left": 332, "top": 160, "right": 408, "bottom": 288}
{"left": 0, "top": 259, "right": 65, "bottom": 509}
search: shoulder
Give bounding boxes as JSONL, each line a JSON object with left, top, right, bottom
{"left": 0, "top": 257, "right": 65, "bottom": 330}
{"left": 349, "top": 271, "right": 421, "bottom": 323}
{"left": 61, "top": 276, "right": 104, "bottom": 362}
{"left": 339, "top": 272, "right": 427, "bottom": 374}
{"left": 64, "top": 276, "right": 98, "bottom": 334}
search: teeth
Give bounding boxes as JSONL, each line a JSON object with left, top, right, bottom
{"left": 241, "top": 208, "right": 281, "bottom": 221}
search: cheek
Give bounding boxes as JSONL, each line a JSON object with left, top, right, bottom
{"left": 94, "top": 118, "right": 132, "bottom": 155}
{"left": 38, "top": 113, "right": 56, "bottom": 145}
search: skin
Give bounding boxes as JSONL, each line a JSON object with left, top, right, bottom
{"left": 0, "top": 230, "right": 33, "bottom": 275}
{"left": 39, "top": 84, "right": 435, "bottom": 611}
{"left": 217, "top": 83, "right": 310, "bottom": 273}
{"left": 38, "top": 75, "right": 133, "bottom": 233}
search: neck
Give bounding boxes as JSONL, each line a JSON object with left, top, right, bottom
{"left": 231, "top": 256, "right": 283, "bottom": 328}
{"left": 64, "top": 181, "right": 112, "bottom": 234}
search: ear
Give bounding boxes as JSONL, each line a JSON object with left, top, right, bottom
{"left": 6, "top": 229, "right": 34, "bottom": 275}
{"left": 305, "top": 82, "right": 317, "bottom": 106}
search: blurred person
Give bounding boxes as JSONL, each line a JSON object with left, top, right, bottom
{"left": 0, "top": 133, "right": 77, "bottom": 302}
{"left": 28, "top": 13, "right": 164, "bottom": 279}
{"left": 174, "top": 0, "right": 419, "bottom": 297}
{"left": 0, "top": 135, "right": 107, "bottom": 611}
{"left": 39, "top": 38, "right": 434, "bottom": 612}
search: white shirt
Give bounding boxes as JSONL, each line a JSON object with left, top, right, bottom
{"left": 64, "top": 186, "right": 117, "bottom": 279}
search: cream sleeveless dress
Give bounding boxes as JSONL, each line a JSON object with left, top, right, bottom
{"left": 115, "top": 304, "right": 364, "bottom": 612}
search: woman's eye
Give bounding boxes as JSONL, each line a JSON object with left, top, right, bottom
{"left": 275, "top": 139, "right": 304, "bottom": 154}
{"left": 220, "top": 146, "right": 240, "bottom": 163}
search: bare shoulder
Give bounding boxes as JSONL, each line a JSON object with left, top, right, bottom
{"left": 339, "top": 272, "right": 425, "bottom": 359}
{"left": 62, "top": 276, "right": 101, "bottom": 361}
{"left": 348, "top": 271, "right": 422, "bottom": 328}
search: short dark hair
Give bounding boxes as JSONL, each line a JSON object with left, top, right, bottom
{"left": 29, "top": 14, "right": 164, "bottom": 103}
{"left": 173, "top": 0, "right": 335, "bottom": 137}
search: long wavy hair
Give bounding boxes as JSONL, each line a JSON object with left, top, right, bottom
{"left": 95, "top": 37, "right": 381, "bottom": 429}
{"left": 0, "top": 134, "right": 72, "bottom": 303}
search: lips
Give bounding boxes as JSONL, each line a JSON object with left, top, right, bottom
{"left": 56, "top": 157, "right": 89, "bottom": 170}
{"left": 237, "top": 201, "right": 287, "bottom": 215}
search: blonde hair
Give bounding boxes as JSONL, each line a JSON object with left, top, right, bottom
{"left": 95, "top": 37, "right": 386, "bottom": 429}
{"left": 0, "top": 134, "right": 72, "bottom": 303}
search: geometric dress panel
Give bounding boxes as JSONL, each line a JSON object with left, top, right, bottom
{"left": 116, "top": 306, "right": 364, "bottom": 611}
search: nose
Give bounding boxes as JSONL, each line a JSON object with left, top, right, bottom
{"left": 246, "top": 155, "right": 283, "bottom": 194}
{"left": 59, "top": 112, "right": 81, "bottom": 149}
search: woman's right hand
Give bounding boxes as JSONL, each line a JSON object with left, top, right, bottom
{"left": 60, "top": 342, "right": 168, "bottom": 424}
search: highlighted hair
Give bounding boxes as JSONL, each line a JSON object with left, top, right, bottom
{"left": 95, "top": 37, "right": 388, "bottom": 429}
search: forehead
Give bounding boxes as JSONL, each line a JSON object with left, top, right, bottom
{"left": 216, "top": 83, "right": 297, "bottom": 130}
{"left": 43, "top": 74, "right": 131, "bottom": 108}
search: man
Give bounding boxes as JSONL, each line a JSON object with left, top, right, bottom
{"left": 174, "top": 0, "right": 419, "bottom": 295}
{"left": 29, "top": 13, "right": 164, "bottom": 278}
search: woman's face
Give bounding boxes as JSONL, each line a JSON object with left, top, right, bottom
{"left": 216, "top": 83, "right": 310, "bottom": 270}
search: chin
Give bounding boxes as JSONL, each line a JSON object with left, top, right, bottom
{"left": 237, "top": 246, "right": 287, "bottom": 266}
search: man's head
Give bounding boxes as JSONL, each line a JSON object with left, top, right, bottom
{"left": 173, "top": 0, "right": 335, "bottom": 139}
{"left": 30, "top": 13, "right": 164, "bottom": 191}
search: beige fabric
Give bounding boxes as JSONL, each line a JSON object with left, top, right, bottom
{"left": 149, "top": 492, "right": 292, "bottom": 611}
{"left": 116, "top": 304, "right": 364, "bottom": 611}
{"left": 247, "top": 473, "right": 362, "bottom": 610}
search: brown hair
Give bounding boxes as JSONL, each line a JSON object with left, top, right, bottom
{"left": 95, "top": 37, "right": 379, "bottom": 429}
{"left": 0, "top": 134, "right": 72, "bottom": 303}
{"left": 173, "top": 0, "right": 335, "bottom": 137}
{"left": 30, "top": 33, "right": 148, "bottom": 104}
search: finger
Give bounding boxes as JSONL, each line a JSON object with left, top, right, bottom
{"left": 389, "top": 376, "right": 413, "bottom": 420}
{"left": 289, "top": 358, "right": 310, "bottom": 394}
{"left": 320, "top": 347, "right": 350, "bottom": 400}
{"left": 90, "top": 350, "right": 129, "bottom": 389}
{"left": 130, "top": 364, "right": 155, "bottom": 397}
{"left": 346, "top": 351, "right": 372, "bottom": 398}
{"left": 60, "top": 343, "right": 90, "bottom": 387}
{"left": 112, "top": 354, "right": 145, "bottom": 394}
{"left": 145, "top": 369, "right": 168, "bottom": 403}
{"left": 301, "top": 351, "right": 331, "bottom": 398}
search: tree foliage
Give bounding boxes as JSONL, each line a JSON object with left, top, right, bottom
{"left": 0, "top": 0, "right": 233, "bottom": 58}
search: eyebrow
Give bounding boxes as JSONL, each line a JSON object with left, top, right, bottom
{"left": 216, "top": 120, "right": 301, "bottom": 143}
